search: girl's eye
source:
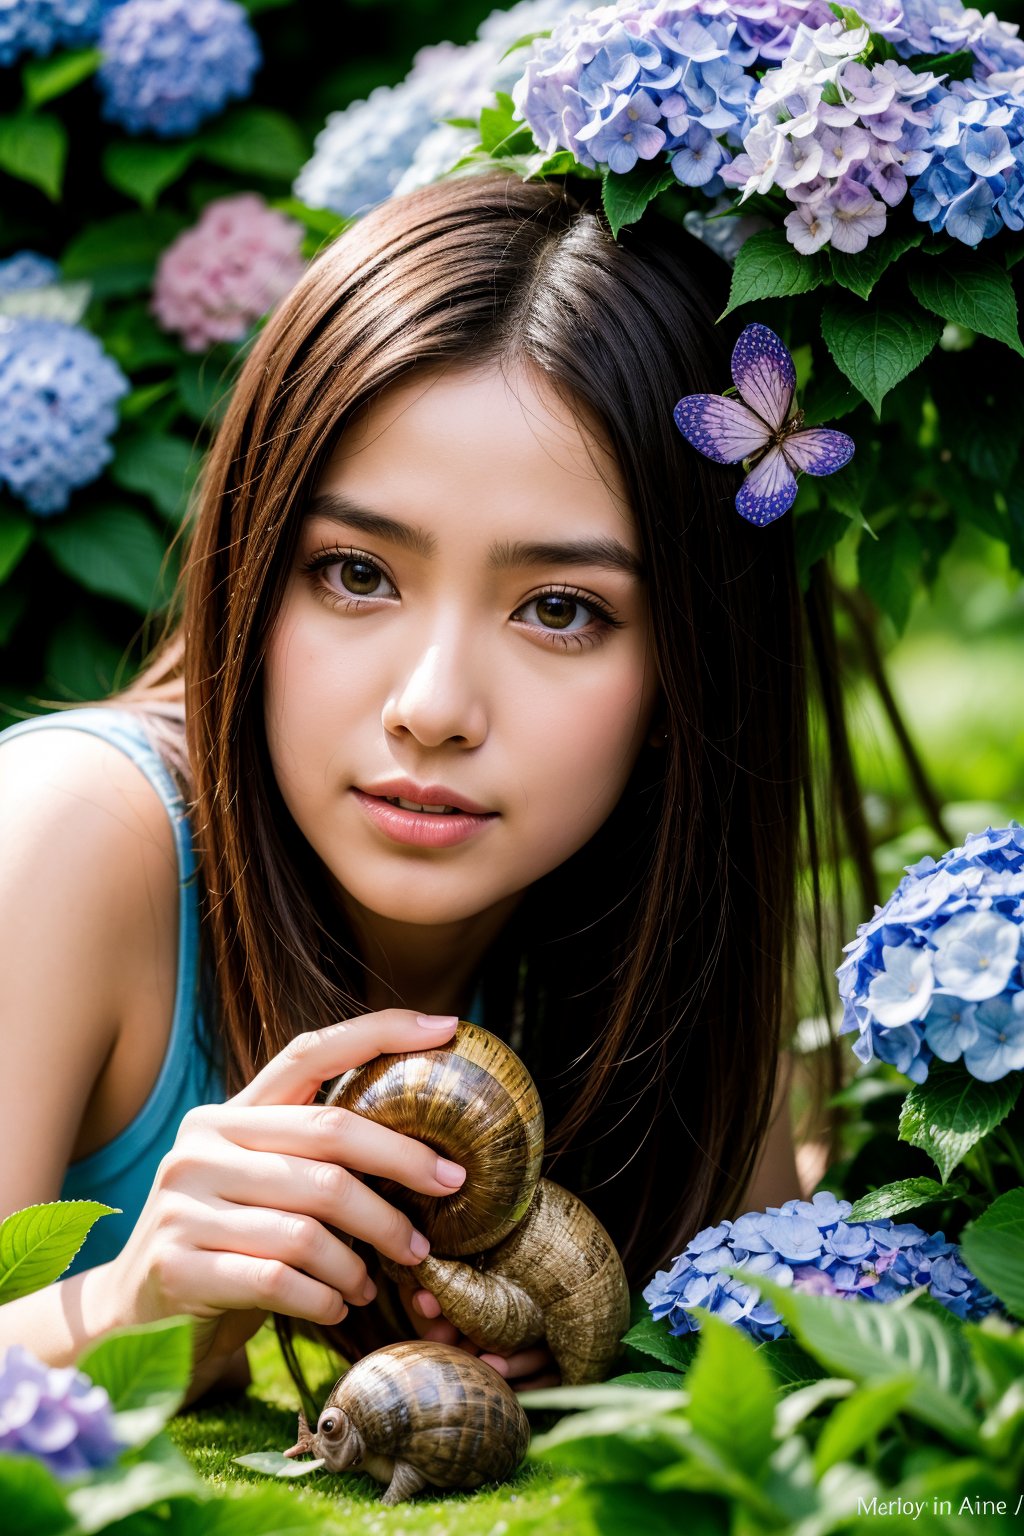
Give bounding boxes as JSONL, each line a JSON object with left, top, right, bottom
{"left": 512, "top": 589, "right": 622, "bottom": 650}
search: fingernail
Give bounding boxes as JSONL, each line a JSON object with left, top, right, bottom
{"left": 435, "top": 1158, "right": 466, "bottom": 1189}
{"left": 362, "top": 1279, "right": 377, "bottom": 1302}
{"left": 416, "top": 1014, "right": 459, "bottom": 1028}
{"left": 410, "top": 1230, "right": 430, "bottom": 1259}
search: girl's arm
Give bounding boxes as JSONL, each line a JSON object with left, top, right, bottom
{"left": 738, "top": 1051, "right": 803, "bottom": 1213}
{"left": 0, "top": 728, "right": 467, "bottom": 1386}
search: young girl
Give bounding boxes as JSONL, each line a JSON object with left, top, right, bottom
{"left": 0, "top": 173, "right": 866, "bottom": 1404}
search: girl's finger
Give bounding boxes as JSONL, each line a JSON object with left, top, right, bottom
{"left": 190, "top": 1145, "right": 432, "bottom": 1267}
{"left": 181, "top": 1201, "right": 378, "bottom": 1306}
{"left": 419, "top": 1319, "right": 461, "bottom": 1345}
{"left": 234, "top": 1011, "right": 459, "bottom": 1108}
{"left": 196, "top": 1103, "right": 466, "bottom": 1199}
{"left": 411, "top": 1288, "right": 442, "bottom": 1319}
{"left": 177, "top": 1248, "right": 350, "bottom": 1329}
{"left": 478, "top": 1346, "right": 554, "bottom": 1380}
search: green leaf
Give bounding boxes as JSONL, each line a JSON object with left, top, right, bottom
{"left": 773, "top": 1377, "right": 854, "bottom": 1437}
{"left": 621, "top": 1315, "right": 696, "bottom": 1372}
{"left": 479, "top": 92, "right": 536, "bottom": 158}
{"left": 723, "top": 227, "right": 827, "bottom": 315}
{"left": 176, "top": 354, "right": 236, "bottom": 425}
{"left": 110, "top": 432, "right": 198, "bottom": 520}
{"left": 908, "top": 251, "right": 1024, "bottom": 356}
{"left": 544, "top": 1482, "right": 725, "bottom": 1536}
{"left": 0, "top": 112, "right": 67, "bottom": 200}
{"left": 849, "top": 1176, "right": 969, "bottom": 1222}
{"left": 199, "top": 106, "right": 308, "bottom": 181}
{"left": 234, "top": 1451, "right": 326, "bottom": 1478}
{"left": 0, "top": 585, "right": 28, "bottom": 646}
{"left": 103, "top": 139, "right": 196, "bottom": 210}
{"left": 39, "top": 504, "right": 174, "bottom": 615}
{"left": 601, "top": 161, "right": 677, "bottom": 239}
{"left": 77, "top": 1316, "right": 194, "bottom": 1447}
{"left": 966, "top": 1318, "right": 1024, "bottom": 1407}
{"left": 521, "top": 1383, "right": 689, "bottom": 1412}
{"left": 528, "top": 1399, "right": 691, "bottom": 1481}
{"left": 821, "top": 292, "right": 942, "bottom": 414}
{"left": 743, "top": 1275, "right": 980, "bottom": 1447}
{"left": 0, "top": 1453, "right": 73, "bottom": 1536}
{"left": 0, "top": 505, "right": 32, "bottom": 584}
{"left": 0, "top": 1200, "right": 117, "bottom": 1304}
{"left": 120, "top": 380, "right": 177, "bottom": 422}
{"left": 127, "top": 1489, "right": 329, "bottom": 1535}
{"left": 795, "top": 510, "right": 850, "bottom": 590}
{"left": 607, "top": 1370, "right": 687, "bottom": 1389}
{"left": 899, "top": 1065, "right": 1021, "bottom": 1183}
{"left": 684, "top": 1310, "right": 777, "bottom": 1480}
{"left": 65, "top": 1431, "right": 199, "bottom": 1533}
{"left": 63, "top": 211, "right": 187, "bottom": 298}
{"left": 907, "top": 48, "right": 974, "bottom": 79}
{"left": 858, "top": 516, "right": 921, "bottom": 633}
{"left": 828, "top": 226, "right": 924, "bottom": 301}
{"left": 813, "top": 1374, "right": 916, "bottom": 1475}
{"left": 22, "top": 47, "right": 102, "bottom": 109}
{"left": 758, "top": 1335, "right": 826, "bottom": 1390}
{"left": 960, "top": 1188, "right": 1024, "bottom": 1321}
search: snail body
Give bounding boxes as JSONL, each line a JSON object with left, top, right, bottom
{"left": 283, "top": 1341, "right": 529, "bottom": 1504}
{"left": 328, "top": 1022, "right": 630, "bottom": 1384}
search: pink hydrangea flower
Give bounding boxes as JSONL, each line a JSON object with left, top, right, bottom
{"left": 152, "top": 193, "right": 304, "bottom": 352}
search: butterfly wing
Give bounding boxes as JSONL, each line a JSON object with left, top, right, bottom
{"left": 734, "top": 445, "right": 798, "bottom": 526}
{"left": 673, "top": 394, "right": 772, "bottom": 464}
{"left": 730, "top": 324, "right": 795, "bottom": 434}
{"left": 782, "top": 427, "right": 856, "bottom": 476}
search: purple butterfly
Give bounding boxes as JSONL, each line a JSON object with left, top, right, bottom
{"left": 673, "top": 323, "right": 855, "bottom": 527}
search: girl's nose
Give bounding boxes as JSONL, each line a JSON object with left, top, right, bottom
{"left": 381, "top": 635, "right": 488, "bottom": 749}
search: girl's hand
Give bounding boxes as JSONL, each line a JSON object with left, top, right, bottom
{"left": 397, "top": 1280, "right": 561, "bottom": 1392}
{"left": 105, "top": 1011, "right": 466, "bottom": 1369}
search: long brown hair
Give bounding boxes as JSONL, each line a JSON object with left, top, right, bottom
{"left": 108, "top": 173, "right": 870, "bottom": 1359}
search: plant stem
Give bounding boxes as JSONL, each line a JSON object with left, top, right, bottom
{"left": 969, "top": 1141, "right": 999, "bottom": 1200}
{"left": 996, "top": 1126, "right": 1024, "bottom": 1184}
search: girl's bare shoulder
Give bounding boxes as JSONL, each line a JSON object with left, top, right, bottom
{"left": 0, "top": 723, "right": 179, "bottom": 1208}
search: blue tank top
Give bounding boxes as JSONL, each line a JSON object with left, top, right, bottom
{"left": 0, "top": 707, "right": 223, "bottom": 1276}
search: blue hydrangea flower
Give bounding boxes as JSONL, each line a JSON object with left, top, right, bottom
{"left": 0, "top": 1345, "right": 121, "bottom": 1479}
{"left": 838, "top": 823, "right": 1024, "bottom": 1083}
{"left": 911, "top": 77, "right": 1024, "bottom": 244}
{"left": 0, "top": 252, "right": 61, "bottom": 294}
{"left": 0, "top": 0, "right": 120, "bottom": 66}
{"left": 97, "top": 0, "right": 260, "bottom": 138}
{"left": 644, "top": 1191, "right": 998, "bottom": 1340}
{"left": 0, "top": 317, "right": 129, "bottom": 516}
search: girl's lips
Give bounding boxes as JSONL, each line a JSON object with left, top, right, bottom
{"left": 352, "top": 790, "right": 498, "bottom": 849}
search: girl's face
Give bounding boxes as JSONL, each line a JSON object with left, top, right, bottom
{"left": 264, "top": 363, "right": 661, "bottom": 946}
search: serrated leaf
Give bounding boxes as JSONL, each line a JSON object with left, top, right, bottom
{"left": 821, "top": 293, "right": 941, "bottom": 414}
{"left": 899, "top": 1066, "right": 1021, "bottom": 1182}
{"left": 743, "top": 1275, "right": 980, "bottom": 1446}
{"left": 234, "top": 1451, "right": 327, "bottom": 1478}
{"left": 621, "top": 1314, "right": 696, "bottom": 1371}
{"left": 849, "top": 1176, "right": 968, "bottom": 1222}
{"left": 63, "top": 211, "right": 187, "bottom": 298}
{"left": 601, "top": 161, "right": 677, "bottom": 239}
{"left": 813, "top": 1374, "right": 916, "bottom": 1475}
{"left": 723, "top": 227, "right": 826, "bottom": 315}
{"left": 199, "top": 106, "right": 307, "bottom": 181}
{"left": 960, "top": 1188, "right": 1024, "bottom": 1321}
{"left": 22, "top": 47, "right": 102, "bottom": 108}
{"left": 78, "top": 1316, "right": 193, "bottom": 1447}
{"left": 858, "top": 516, "right": 920, "bottom": 632}
{"left": 0, "top": 505, "right": 32, "bottom": 584}
{"left": 685, "top": 1310, "right": 777, "bottom": 1480}
{"left": 110, "top": 432, "right": 198, "bottom": 520}
{"left": 39, "top": 505, "right": 173, "bottom": 614}
{"left": 0, "top": 1201, "right": 117, "bottom": 1304}
{"left": 0, "top": 112, "right": 67, "bottom": 200}
{"left": 828, "top": 227, "right": 924, "bottom": 301}
{"left": 103, "top": 139, "right": 196, "bottom": 210}
{"left": 0, "top": 1453, "right": 72, "bottom": 1536}
{"left": 909, "top": 251, "right": 1024, "bottom": 356}
{"left": 479, "top": 92, "right": 536, "bottom": 157}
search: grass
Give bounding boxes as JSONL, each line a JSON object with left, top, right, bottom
{"left": 164, "top": 1324, "right": 580, "bottom": 1534}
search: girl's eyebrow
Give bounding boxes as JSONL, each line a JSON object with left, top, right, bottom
{"left": 305, "top": 492, "right": 646, "bottom": 580}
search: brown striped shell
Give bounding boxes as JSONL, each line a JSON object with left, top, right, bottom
{"left": 302, "top": 1342, "right": 529, "bottom": 1501}
{"left": 327, "top": 1022, "right": 544, "bottom": 1254}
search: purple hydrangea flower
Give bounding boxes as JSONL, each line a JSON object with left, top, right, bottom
{"left": 0, "top": 0, "right": 120, "bottom": 66}
{"left": 0, "top": 316, "right": 129, "bottom": 516}
{"left": 643, "top": 1190, "right": 998, "bottom": 1340}
{"left": 97, "top": 0, "right": 260, "bottom": 138}
{"left": 838, "top": 824, "right": 1024, "bottom": 1083}
{"left": 0, "top": 1346, "right": 121, "bottom": 1480}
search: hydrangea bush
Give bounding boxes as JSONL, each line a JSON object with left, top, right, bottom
{"left": 0, "top": 1345, "right": 121, "bottom": 1478}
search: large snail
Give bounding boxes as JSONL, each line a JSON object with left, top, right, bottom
{"left": 283, "top": 1341, "right": 529, "bottom": 1504}
{"left": 283, "top": 1023, "right": 630, "bottom": 1502}
{"left": 326, "top": 1021, "right": 631, "bottom": 1385}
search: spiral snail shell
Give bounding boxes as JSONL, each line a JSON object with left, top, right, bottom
{"left": 283, "top": 1341, "right": 529, "bottom": 1504}
{"left": 327, "top": 1022, "right": 630, "bottom": 1385}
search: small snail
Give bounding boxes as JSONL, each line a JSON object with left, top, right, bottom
{"left": 283, "top": 1341, "right": 529, "bottom": 1504}
{"left": 326, "top": 1022, "right": 631, "bottom": 1384}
